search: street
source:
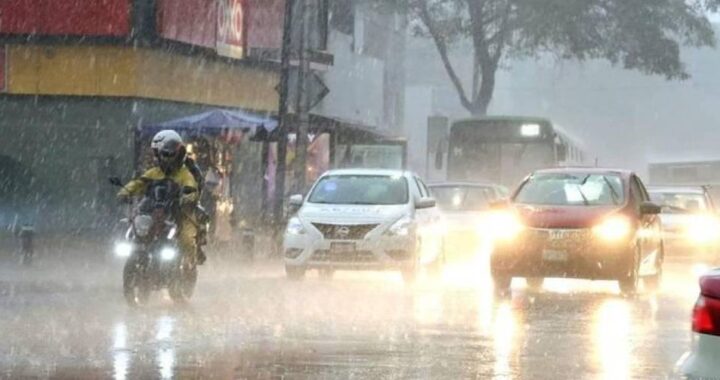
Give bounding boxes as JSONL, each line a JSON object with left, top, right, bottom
{"left": 0, "top": 246, "right": 701, "bottom": 380}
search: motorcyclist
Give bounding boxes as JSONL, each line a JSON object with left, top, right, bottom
{"left": 117, "top": 130, "right": 202, "bottom": 265}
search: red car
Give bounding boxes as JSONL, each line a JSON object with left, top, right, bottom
{"left": 487, "top": 168, "right": 663, "bottom": 294}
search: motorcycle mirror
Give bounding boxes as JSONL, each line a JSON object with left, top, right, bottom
{"left": 109, "top": 177, "right": 123, "bottom": 187}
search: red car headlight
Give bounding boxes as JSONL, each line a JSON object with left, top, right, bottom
{"left": 479, "top": 211, "right": 524, "bottom": 242}
{"left": 593, "top": 216, "right": 632, "bottom": 242}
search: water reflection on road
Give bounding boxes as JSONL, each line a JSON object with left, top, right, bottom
{"left": 0, "top": 257, "right": 696, "bottom": 379}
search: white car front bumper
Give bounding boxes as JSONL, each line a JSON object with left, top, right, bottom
{"left": 676, "top": 332, "right": 720, "bottom": 379}
{"left": 283, "top": 226, "right": 418, "bottom": 271}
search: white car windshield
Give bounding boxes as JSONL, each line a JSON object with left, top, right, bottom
{"left": 514, "top": 173, "right": 624, "bottom": 206}
{"left": 308, "top": 175, "right": 409, "bottom": 205}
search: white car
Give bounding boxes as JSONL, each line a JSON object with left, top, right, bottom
{"left": 675, "top": 268, "right": 720, "bottom": 379}
{"left": 283, "top": 169, "right": 443, "bottom": 282}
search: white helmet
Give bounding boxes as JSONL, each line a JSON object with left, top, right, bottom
{"left": 151, "top": 130, "right": 185, "bottom": 174}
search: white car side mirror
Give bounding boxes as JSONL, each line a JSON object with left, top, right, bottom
{"left": 289, "top": 194, "right": 304, "bottom": 207}
{"left": 416, "top": 197, "right": 436, "bottom": 210}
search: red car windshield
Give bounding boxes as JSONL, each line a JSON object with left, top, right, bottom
{"left": 514, "top": 173, "right": 624, "bottom": 206}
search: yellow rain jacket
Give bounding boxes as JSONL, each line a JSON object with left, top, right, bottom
{"left": 118, "top": 166, "right": 199, "bottom": 261}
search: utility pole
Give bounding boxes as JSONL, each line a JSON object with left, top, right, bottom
{"left": 273, "top": 0, "right": 295, "bottom": 233}
{"left": 293, "top": 0, "right": 311, "bottom": 194}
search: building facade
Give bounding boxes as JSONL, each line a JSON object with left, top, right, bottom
{"left": 0, "top": 0, "right": 407, "bottom": 231}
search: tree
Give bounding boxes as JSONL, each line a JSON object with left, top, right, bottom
{"left": 388, "top": 0, "right": 719, "bottom": 116}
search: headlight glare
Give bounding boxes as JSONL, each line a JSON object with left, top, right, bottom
{"left": 593, "top": 216, "right": 631, "bottom": 241}
{"left": 114, "top": 241, "right": 133, "bottom": 258}
{"left": 686, "top": 215, "right": 720, "bottom": 244}
{"left": 160, "top": 247, "right": 178, "bottom": 261}
{"left": 478, "top": 211, "right": 524, "bottom": 241}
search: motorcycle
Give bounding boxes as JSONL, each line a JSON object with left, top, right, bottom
{"left": 109, "top": 177, "right": 198, "bottom": 307}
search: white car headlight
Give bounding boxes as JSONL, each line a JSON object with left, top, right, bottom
{"left": 386, "top": 216, "right": 414, "bottom": 237}
{"left": 160, "top": 247, "right": 178, "bottom": 261}
{"left": 114, "top": 241, "right": 133, "bottom": 258}
{"left": 286, "top": 217, "right": 307, "bottom": 235}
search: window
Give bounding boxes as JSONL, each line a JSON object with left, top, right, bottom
{"left": 629, "top": 177, "right": 644, "bottom": 211}
{"left": 431, "top": 186, "right": 492, "bottom": 211}
{"left": 308, "top": 175, "right": 408, "bottom": 205}
{"left": 514, "top": 173, "right": 624, "bottom": 206}
{"left": 414, "top": 177, "right": 430, "bottom": 198}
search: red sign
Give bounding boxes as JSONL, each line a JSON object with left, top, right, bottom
{"left": 156, "top": 0, "right": 283, "bottom": 57}
{"left": 245, "top": 0, "right": 284, "bottom": 50}
{"left": 0, "top": 0, "right": 130, "bottom": 36}
{"left": 216, "top": 0, "right": 247, "bottom": 58}
{"left": 156, "top": 0, "right": 217, "bottom": 48}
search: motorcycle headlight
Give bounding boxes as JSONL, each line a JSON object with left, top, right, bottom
{"left": 686, "top": 215, "right": 720, "bottom": 244}
{"left": 386, "top": 216, "right": 414, "bottom": 237}
{"left": 114, "top": 241, "right": 133, "bottom": 258}
{"left": 286, "top": 217, "right": 307, "bottom": 235}
{"left": 593, "top": 216, "right": 632, "bottom": 241}
{"left": 134, "top": 215, "right": 153, "bottom": 237}
{"left": 160, "top": 247, "right": 178, "bottom": 261}
{"left": 478, "top": 211, "right": 524, "bottom": 241}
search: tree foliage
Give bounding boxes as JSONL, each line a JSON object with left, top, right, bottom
{"left": 387, "top": 0, "right": 719, "bottom": 115}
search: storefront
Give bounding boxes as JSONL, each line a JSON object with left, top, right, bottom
{"left": 140, "top": 109, "right": 406, "bottom": 240}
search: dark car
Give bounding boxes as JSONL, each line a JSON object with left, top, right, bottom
{"left": 488, "top": 168, "right": 663, "bottom": 295}
{"left": 428, "top": 182, "right": 499, "bottom": 263}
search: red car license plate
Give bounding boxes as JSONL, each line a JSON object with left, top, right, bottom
{"left": 542, "top": 249, "right": 568, "bottom": 262}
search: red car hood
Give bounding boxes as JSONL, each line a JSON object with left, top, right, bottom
{"left": 513, "top": 204, "right": 623, "bottom": 229}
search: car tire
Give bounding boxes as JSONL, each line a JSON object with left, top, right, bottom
{"left": 644, "top": 246, "right": 664, "bottom": 293}
{"left": 618, "top": 248, "right": 640, "bottom": 295}
{"left": 493, "top": 274, "right": 512, "bottom": 296}
{"left": 526, "top": 277, "right": 544, "bottom": 292}
{"left": 318, "top": 268, "right": 335, "bottom": 280}
{"left": 285, "top": 266, "right": 306, "bottom": 281}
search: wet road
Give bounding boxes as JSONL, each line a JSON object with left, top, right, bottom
{"left": 0, "top": 249, "right": 703, "bottom": 379}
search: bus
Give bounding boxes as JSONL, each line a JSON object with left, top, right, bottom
{"left": 436, "top": 116, "right": 586, "bottom": 187}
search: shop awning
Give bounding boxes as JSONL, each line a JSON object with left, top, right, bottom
{"left": 141, "top": 109, "right": 278, "bottom": 140}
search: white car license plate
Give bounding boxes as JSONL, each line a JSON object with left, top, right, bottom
{"left": 543, "top": 249, "right": 568, "bottom": 262}
{"left": 331, "top": 243, "right": 356, "bottom": 255}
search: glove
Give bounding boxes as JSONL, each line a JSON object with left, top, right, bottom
{"left": 180, "top": 194, "right": 196, "bottom": 207}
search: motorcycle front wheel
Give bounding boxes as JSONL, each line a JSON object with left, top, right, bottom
{"left": 123, "top": 258, "right": 150, "bottom": 307}
{"left": 168, "top": 263, "right": 197, "bottom": 304}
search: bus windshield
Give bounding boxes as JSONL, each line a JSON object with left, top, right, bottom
{"left": 448, "top": 122, "right": 556, "bottom": 185}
